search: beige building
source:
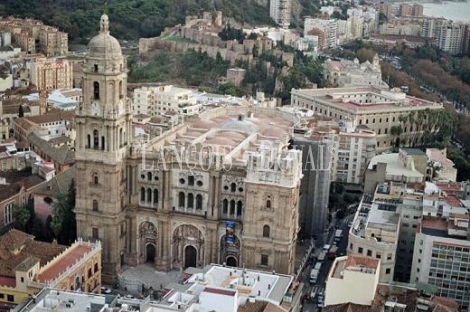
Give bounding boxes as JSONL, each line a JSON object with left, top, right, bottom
{"left": 348, "top": 191, "right": 400, "bottom": 283}
{"left": 0, "top": 17, "right": 68, "bottom": 56}
{"left": 75, "top": 15, "right": 302, "bottom": 284}
{"left": 291, "top": 86, "right": 443, "bottom": 151}
{"left": 132, "top": 85, "right": 201, "bottom": 117}
{"left": 30, "top": 57, "right": 73, "bottom": 90}
{"left": 325, "top": 255, "right": 380, "bottom": 307}
{"left": 426, "top": 148, "right": 457, "bottom": 182}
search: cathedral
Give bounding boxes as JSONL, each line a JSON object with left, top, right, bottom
{"left": 75, "top": 15, "right": 303, "bottom": 283}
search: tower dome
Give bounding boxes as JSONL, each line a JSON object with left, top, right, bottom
{"left": 87, "top": 14, "right": 122, "bottom": 59}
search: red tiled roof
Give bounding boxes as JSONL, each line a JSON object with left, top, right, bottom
{"left": 37, "top": 244, "right": 92, "bottom": 283}
{"left": 0, "top": 276, "right": 16, "bottom": 287}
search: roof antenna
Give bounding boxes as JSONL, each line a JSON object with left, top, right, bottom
{"left": 104, "top": 0, "right": 108, "bottom": 14}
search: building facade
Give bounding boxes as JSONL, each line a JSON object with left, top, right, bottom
{"left": 75, "top": 15, "right": 302, "bottom": 284}
{"left": 291, "top": 86, "right": 443, "bottom": 151}
{"left": 30, "top": 57, "right": 73, "bottom": 91}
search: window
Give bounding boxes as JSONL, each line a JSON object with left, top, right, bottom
{"left": 7, "top": 295, "right": 14, "bottom": 302}
{"left": 231, "top": 183, "right": 236, "bottom": 192}
{"left": 88, "top": 268, "right": 92, "bottom": 278}
{"left": 349, "top": 243, "right": 353, "bottom": 250}
{"left": 93, "top": 130, "right": 99, "bottom": 149}
{"left": 140, "top": 187, "right": 145, "bottom": 202}
{"left": 187, "top": 193, "right": 194, "bottom": 209}
{"left": 92, "top": 228, "right": 99, "bottom": 239}
{"left": 358, "top": 247, "right": 363, "bottom": 253}
{"left": 93, "top": 174, "right": 99, "bottom": 185}
{"left": 94, "top": 64, "right": 98, "bottom": 72}
{"left": 261, "top": 254, "right": 269, "bottom": 266}
{"left": 145, "top": 188, "right": 151, "bottom": 203}
{"left": 153, "top": 189, "right": 159, "bottom": 205}
{"left": 386, "top": 268, "right": 391, "bottom": 274}
{"left": 87, "top": 134, "right": 91, "bottom": 148}
{"left": 376, "top": 254, "right": 381, "bottom": 259}
{"left": 179, "top": 192, "right": 185, "bottom": 208}
{"left": 188, "top": 176, "right": 195, "bottom": 186}
{"left": 387, "top": 254, "right": 392, "bottom": 260}
{"left": 223, "top": 199, "right": 228, "bottom": 214}
{"left": 92, "top": 200, "right": 98, "bottom": 211}
{"left": 94, "top": 263, "right": 99, "bottom": 273}
{"left": 119, "top": 80, "right": 123, "bottom": 99}
{"left": 20, "top": 277, "right": 24, "bottom": 283}
{"left": 266, "top": 200, "right": 271, "bottom": 209}
{"left": 236, "top": 201, "right": 242, "bottom": 216}
{"left": 367, "top": 250, "right": 372, "bottom": 257}
{"left": 196, "top": 194, "right": 202, "bottom": 210}
{"left": 147, "top": 172, "right": 152, "bottom": 181}
{"left": 4, "top": 203, "right": 13, "bottom": 225}
{"left": 263, "top": 225, "right": 270, "bottom": 238}
{"left": 230, "top": 200, "right": 235, "bottom": 215}
{"left": 93, "top": 81, "right": 100, "bottom": 100}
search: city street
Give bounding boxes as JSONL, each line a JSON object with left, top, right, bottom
{"left": 301, "top": 216, "right": 352, "bottom": 312}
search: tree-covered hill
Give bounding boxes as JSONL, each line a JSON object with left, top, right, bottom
{"left": 0, "top": 0, "right": 277, "bottom": 41}
{"left": 0, "top": 0, "right": 320, "bottom": 42}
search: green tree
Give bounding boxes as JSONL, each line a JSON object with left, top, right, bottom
{"left": 50, "top": 179, "right": 77, "bottom": 244}
{"left": 50, "top": 216, "right": 62, "bottom": 240}
{"left": 12, "top": 203, "right": 31, "bottom": 231}
{"left": 390, "top": 125, "right": 403, "bottom": 147}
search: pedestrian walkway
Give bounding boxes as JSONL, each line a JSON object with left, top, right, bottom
{"left": 117, "top": 264, "right": 181, "bottom": 295}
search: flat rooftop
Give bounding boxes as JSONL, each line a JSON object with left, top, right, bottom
{"left": 331, "top": 255, "right": 379, "bottom": 279}
{"left": 184, "top": 265, "right": 293, "bottom": 305}
{"left": 292, "top": 86, "right": 442, "bottom": 113}
{"left": 368, "top": 153, "right": 424, "bottom": 180}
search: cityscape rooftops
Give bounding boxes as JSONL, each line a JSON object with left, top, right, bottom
{"left": 419, "top": 215, "right": 470, "bottom": 239}
{"left": 367, "top": 153, "right": 424, "bottom": 182}
{"left": 330, "top": 255, "right": 380, "bottom": 279}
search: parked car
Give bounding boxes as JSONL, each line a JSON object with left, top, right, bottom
{"left": 101, "top": 287, "right": 112, "bottom": 294}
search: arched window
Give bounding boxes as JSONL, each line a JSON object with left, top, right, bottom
{"left": 93, "top": 130, "right": 99, "bottom": 149}
{"left": 237, "top": 201, "right": 243, "bottom": 216}
{"left": 153, "top": 189, "right": 159, "bottom": 205}
{"left": 266, "top": 200, "right": 271, "bottom": 209}
{"left": 230, "top": 200, "right": 235, "bottom": 215}
{"left": 147, "top": 172, "right": 152, "bottom": 181}
{"left": 88, "top": 268, "right": 92, "bottom": 278}
{"left": 101, "top": 136, "right": 105, "bottom": 150}
{"left": 140, "top": 187, "right": 145, "bottom": 202}
{"left": 92, "top": 200, "right": 98, "bottom": 211}
{"left": 93, "top": 173, "right": 99, "bottom": 185}
{"left": 87, "top": 134, "right": 91, "bottom": 148}
{"left": 178, "top": 192, "right": 185, "bottom": 208}
{"left": 119, "top": 128, "right": 123, "bottom": 147}
{"left": 4, "top": 203, "right": 13, "bottom": 225}
{"left": 223, "top": 199, "right": 228, "bottom": 214}
{"left": 196, "top": 194, "right": 203, "bottom": 210}
{"left": 94, "top": 263, "right": 99, "bottom": 273}
{"left": 119, "top": 81, "right": 123, "bottom": 99}
{"left": 147, "top": 188, "right": 152, "bottom": 203}
{"left": 188, "top": 176, "right": 194, "bottom": 186}
{"left": 187, "top": 193, "right": 194, "bottom": 209}
{"left": 93, "top": 81, "right": 100, "bottom": 100}
{"left": 231, "top": 183, "right": 236, "bottom": 192}
{"left": 263, "top": 225, "right": 270, "bottom": 238}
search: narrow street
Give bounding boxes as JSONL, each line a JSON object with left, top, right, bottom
{"left": 301, "top": 216, "right": 352, "bottom": 312}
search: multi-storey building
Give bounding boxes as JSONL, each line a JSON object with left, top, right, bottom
{"left": 411, "top": 215, "right": 470, "bottom": 311}
{"left": 269, "top": 0, "right": 291, "bottom": 29}
{"left": 325, "top": 255, "right": 380, "bottom": 307}
{"left": 0, "top": 17, "right": 67, "bottom": 56}
{"left": 132, "top": 85, "right": 201, "bottom": 117}
{"left": 412, "top": 3, "right": 423, "bottom": 17}
{"left": 348, "top": 192, "right": 400, "bottom": 283}
{"left": 29, "top": 57, "right": 73, "bottom": 91}
{"left": 323, "top": 54, "right": 384, "bottom": 88}
{"left": 398, "top": 3, "right": 412, "bottom": 17}
{"left": 75, "top": 15, "right": 303, "bottom": 284}
{"left": 377, "top": 2, "right": 393, "bottom": 20}
{"left": 291, "top": 86, "right": 444, "bottom": 151}
{"left": 0, "top": 229, "right": 101, "bottom": 309}
{"left": 304, "top": 18, "right": 338, "bottom": 50}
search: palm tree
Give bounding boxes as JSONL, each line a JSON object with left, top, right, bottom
{"left": 50, "top": 216, "right": 62, "bottom": 240}
{"left": 391, "top": 125, "right": 403, "bottom": 148}
{"left": 12, "top": 204, "right": 31, "bottom": 232}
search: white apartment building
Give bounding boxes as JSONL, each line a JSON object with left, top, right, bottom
{"left": 325, "top": 255, "right": 380, "bottom": 307}
{"left": 411, "top": 215, "right": 470, "bottom": 311}
{"left": 291, "top": 86, "right": 443, "bottom": 151}
{"left": 270, "top": 0, "right": 291, "bottom": 29}
{"left": 132, "top": 85, "right": 201, "bottom": 117}
{"left": 304, "top": 18, "right": 338, "bottom": 49}
{"left": 439, "top": 24, "right": 463, "bottom": 55}
{"left": 348, "top": 193, "right": 400, "bottom": 283}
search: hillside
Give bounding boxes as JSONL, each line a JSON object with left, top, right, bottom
{"left": 0, "top": 0, "right": 319, "bottom": 42}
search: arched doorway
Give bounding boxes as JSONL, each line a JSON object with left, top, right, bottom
{"left": 226, "top": 256, "right": 237, "bottom": 267}
{"left": 146, "top": 244, "right": 156, "bottom": 263}
{"left": 184, "top": 246, "right": 197, "bottom": 268}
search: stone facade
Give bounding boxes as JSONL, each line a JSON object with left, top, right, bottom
{"left": 76, "top": 16, "right": 302, "bottom": 284}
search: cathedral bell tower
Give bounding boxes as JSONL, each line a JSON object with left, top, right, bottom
{"left": 74, "top": 14, "right": 132, "bottom": 284}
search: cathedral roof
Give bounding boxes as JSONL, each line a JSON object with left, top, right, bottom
{"left": 87, "top": 14, "right": 122, "bottom": 59}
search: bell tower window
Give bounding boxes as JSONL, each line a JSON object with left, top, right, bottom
{"left": 94, "top": 64, "right": 98, "bottom": 72}
{"left": 93, "top": 82, "right": 100, "bottom": 100}
{"left": 93, "top": 130, "right": 99, "bottom": 149}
